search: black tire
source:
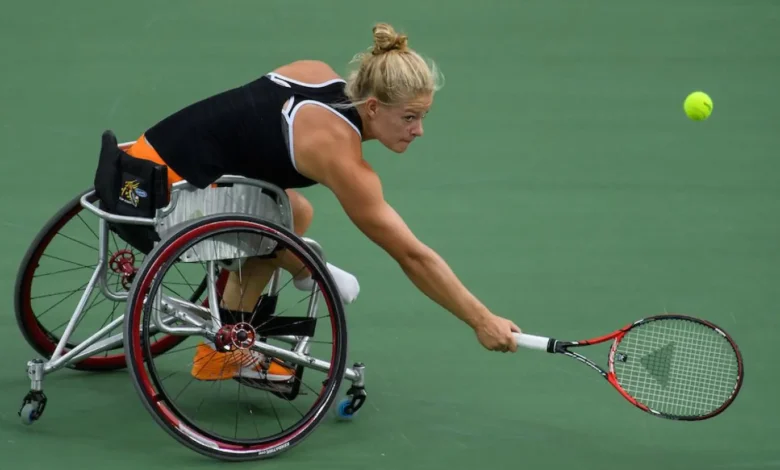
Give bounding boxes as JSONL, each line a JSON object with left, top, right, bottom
{"left": 123, "top": 213, "right": 348, "bottom": 461}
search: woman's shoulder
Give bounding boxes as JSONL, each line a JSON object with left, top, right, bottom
{"left": 271, "top": 60, "right": 343, "bottom": 83}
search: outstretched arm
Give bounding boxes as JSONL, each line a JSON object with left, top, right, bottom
{"left": 326, "top": 159, "right": 492, "bottom": 328}
{"left": 292, "top": 105, "right": 521, "bottom": 352}
{"left": 306, "top": 133, "right": 520, "bottom": 351}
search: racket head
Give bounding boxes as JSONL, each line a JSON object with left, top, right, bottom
{"left": 605, "top": 314, "right": 744, "bottom": 421}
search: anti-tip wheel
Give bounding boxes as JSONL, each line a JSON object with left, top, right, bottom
{"left": 19, "top": 390, "right": 47, "bottom": 425}
{"left": 20, "top": 402, "right": 41, "bottom": 425}
{"left": 334, "top": 397, "right": 357, "bottom": 421}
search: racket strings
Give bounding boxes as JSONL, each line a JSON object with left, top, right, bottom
{"left": 613, "top": 319, "right": 739, "bottom": 417}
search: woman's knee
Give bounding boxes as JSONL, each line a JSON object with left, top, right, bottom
{"left": 286, "top": 189, "right": 313, "bottom": 235}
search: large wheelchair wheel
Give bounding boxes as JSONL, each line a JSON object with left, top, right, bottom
{"left": 14, "top": 188, "right": 203, "bottom": 371}
{"left": 124, "top": 213, "right": 348, "bottom": 461}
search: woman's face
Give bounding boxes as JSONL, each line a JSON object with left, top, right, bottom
{"left": 364, "top": 94, "right": 433, "bottom": 153}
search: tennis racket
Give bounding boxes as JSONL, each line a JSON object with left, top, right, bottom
{"left": 513, "top": 314, "right": 744, "bottom": 421}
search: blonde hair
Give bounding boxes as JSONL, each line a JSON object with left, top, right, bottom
{"left": 343, "top": 23, "right": 443, "bottom": 107}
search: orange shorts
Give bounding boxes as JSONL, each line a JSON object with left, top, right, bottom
{"left": 123, "top": 134, "right": 184, "bottom": 186}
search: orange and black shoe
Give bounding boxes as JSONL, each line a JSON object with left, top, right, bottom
{"left": 190, "top": 341, "right": 294, "bottom": 382}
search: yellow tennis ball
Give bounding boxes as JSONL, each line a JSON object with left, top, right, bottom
{"left": 683, "top": 91, "right": 713, "bottom": 121}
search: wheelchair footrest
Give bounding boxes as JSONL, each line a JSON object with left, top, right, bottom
{"left": 255, "top": 316, "right": 316, "bottom": 337}
{"left": 218, "top": 295, "right": 317, "bottom": 337}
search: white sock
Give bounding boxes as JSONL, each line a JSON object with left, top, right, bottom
{"left": 294, "top": 262, "right": 360, "bottom": 304}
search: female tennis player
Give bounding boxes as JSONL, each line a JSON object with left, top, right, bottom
{"left": 124, "top": 23, "right": 522, "bottom": 382}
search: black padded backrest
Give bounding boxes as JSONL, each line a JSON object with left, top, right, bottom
{"left": 92, "top": 130, "right": 170, "bottom": 217}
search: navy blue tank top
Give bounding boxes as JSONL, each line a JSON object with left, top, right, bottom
{"left": 143, "top": 72, "right": 363, "bottom": 189}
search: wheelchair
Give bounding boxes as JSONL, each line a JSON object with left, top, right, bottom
{"left": 14, "top": 131, "right": 367, "bottom": 461}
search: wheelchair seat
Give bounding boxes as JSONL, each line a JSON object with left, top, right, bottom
{"left": 89, "top": 130, "right": 292, "bottom": 259}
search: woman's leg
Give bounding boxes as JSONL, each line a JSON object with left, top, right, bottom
{"left": 220, "top": 189, "right": 313, "bottom": 312}
{"left": 192, "top": 189, "right": 314, "bottom": 382}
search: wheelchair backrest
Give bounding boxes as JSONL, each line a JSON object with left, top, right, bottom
{"left": 93, "top": 130, "right": 169, "bottom": 219}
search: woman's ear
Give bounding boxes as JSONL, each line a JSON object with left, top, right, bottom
{"left": 365, "top": 97, "right": 379, "bottom": 118}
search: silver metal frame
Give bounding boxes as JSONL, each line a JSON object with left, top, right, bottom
{"left": 25, "top": 165, "right": 365, "bottom": 400}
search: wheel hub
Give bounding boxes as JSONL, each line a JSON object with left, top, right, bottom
{"left": 108, "top": 249, "right": 137, "bottom": 289}
{"left": 214, "top": 322, "right": 256, "bottom": 351}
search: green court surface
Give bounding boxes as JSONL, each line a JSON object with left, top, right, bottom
{"left": 1, "top": 0, "right": 779, "bottom": 468}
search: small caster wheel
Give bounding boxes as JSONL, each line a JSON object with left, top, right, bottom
{"left": 18, "top": 390, "right": 47, "bottom": 425}
{"left": 334, "top": 385, "right": 367, "bottom": 421}
{"left": 20, "top": 402, "right": 39, "bottom": 425}
{"left": 335, "top": 397, "right": 357, "bottom": 421}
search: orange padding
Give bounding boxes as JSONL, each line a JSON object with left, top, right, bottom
{"left": 124, "top": 134, "right": 184, "bottom": 186}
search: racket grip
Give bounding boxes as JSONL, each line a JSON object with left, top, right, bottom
{"left": 513, "top": 333, "right": 551, "bottom": 352}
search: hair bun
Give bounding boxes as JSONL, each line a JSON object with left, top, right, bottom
{"left": 371, "top": 23, "right": 408, "bottom": 55}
